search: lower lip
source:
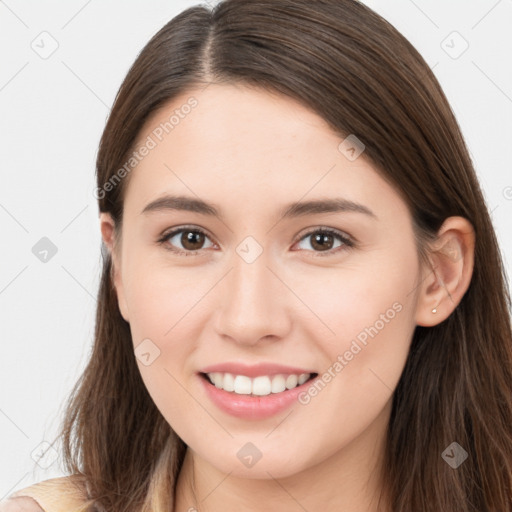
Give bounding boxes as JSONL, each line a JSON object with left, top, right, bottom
{"left": 198, "top": 373, "right": 315, "bottom": 420}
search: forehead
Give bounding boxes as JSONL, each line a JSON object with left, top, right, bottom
{"left": 135, "top": 82, "right": 341, "bottom": 159}
{"left": 123, "top": 83, "right": 403, "bottom": 220}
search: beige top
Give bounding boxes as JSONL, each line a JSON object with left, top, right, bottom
{"left": 7, "top": 477, "right": 88, "bottom": 512}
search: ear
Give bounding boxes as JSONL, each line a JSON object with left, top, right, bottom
{"left": 99, "top": 212, "right": 130, "bottom": 322}
{"left": 415, "top": 216, "right": 475, "bottom": 326}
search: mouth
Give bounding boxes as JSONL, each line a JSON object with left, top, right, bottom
{"left": 199, "top": 371, "right": 318, "bottom": 397}
{"left": 198, "top": 370, "right": 319, "bottom": 419}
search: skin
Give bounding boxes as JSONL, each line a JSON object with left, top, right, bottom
{"left": 100, "top": 83, "right": 475, "bottom": 512}
{"left": 0, "top": 497, "right": 44, "bottom": 512}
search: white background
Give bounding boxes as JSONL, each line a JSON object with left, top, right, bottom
{"left": 1, "top": 0, "right": 511, "bottom": 496}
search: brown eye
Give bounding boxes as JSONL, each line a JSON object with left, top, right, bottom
{"left": 295, "top": 228, "right": 353, "bottom": 256}
{"left": 310, "top": 232, "right": 336, "bottom": 251}
{"left": 180, "top": 230, "right": 206, "bottom": 250}
{"left": 159, "top": 227, "right": 214, "bottom": 255}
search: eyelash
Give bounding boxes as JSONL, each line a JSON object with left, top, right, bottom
{"left": 157, "top": 225, "right": 355, "bottom": 258}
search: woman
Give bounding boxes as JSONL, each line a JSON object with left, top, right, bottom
{"left": 5, "top": 0, "right": 512, "bottom": 510}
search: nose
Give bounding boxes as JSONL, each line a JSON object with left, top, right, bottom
{"left": 213, "top": 251, "right": 292, "bottom": 347}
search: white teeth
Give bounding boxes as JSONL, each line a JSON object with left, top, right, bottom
{"left": 271, "top": 374, "right": 286, "bottom": 393}
{"left": 234, "top": 375, "right": 252, "bottom": 394}
{"left": 252, "top": 376, "right": 272, "bottom": 396}
{"left": 206, "top": 372, "right": 312, "bottom": 395}
{"left": 223, "top": 372, "right": 235, "bottom": 392}
{"left": 211, "top": 372, "right": 223, "bottom": 388}
{"left": 298, "top": 373, "right": 309, "bottom": 385}
{"left": 285, "top": 374, "right": 298, "bottom": 389}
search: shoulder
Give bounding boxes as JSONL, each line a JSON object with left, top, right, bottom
{"left": 1, "top": 476, "right": 88, "bottom": 512}
{"left": 0, "top": 496, "right": 44, "bottom": 511}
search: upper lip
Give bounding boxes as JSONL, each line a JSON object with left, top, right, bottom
{"left": 199, "top": 362, "right": 316, "bottom": 378}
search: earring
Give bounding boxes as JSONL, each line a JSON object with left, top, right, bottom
{"left": 432, "top": 308, "right": 437, "bottom": 314}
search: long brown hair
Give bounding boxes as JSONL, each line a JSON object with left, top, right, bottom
{"left": 54, "top": 1, "right": 512, "bottom": 510}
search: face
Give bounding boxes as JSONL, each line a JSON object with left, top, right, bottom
{"left": 102, "top": 83, "right": 424, "bottom": 480}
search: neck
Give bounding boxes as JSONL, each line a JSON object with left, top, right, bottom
{"left": 173, "top": 400, "right": 392, "bottom": 512}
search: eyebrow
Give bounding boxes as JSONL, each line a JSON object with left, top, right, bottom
{"left": 140, "top": 194, "right": 377, "bottom": 220}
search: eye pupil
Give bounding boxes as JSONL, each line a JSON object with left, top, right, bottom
{"left": 311, "top": 233, "right": 334, "bottom": 251}
{"left": 182, "top": 231, "right": 205, "bottom": 250}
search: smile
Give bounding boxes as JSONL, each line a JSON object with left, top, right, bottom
{"left": 204, "top": 371, "right": 313, "bottom": 395}
{"left": 199, "top": 371, "right": 318, "bottom": 420}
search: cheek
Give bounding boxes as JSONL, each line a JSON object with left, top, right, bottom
{"left": 293, "top": 245, "right": 418, "bottom": 346}
{"left": 294, "top": 248, "right": 419, "bottom": 425}
{"left": 123, "top": 255, "right": 207, "bottom": 342}
{"left": 122, "top": 258, "right": 213, "bottom": 406}
{"left": 300, "top": 308, "right": 414, "bottom": 466}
